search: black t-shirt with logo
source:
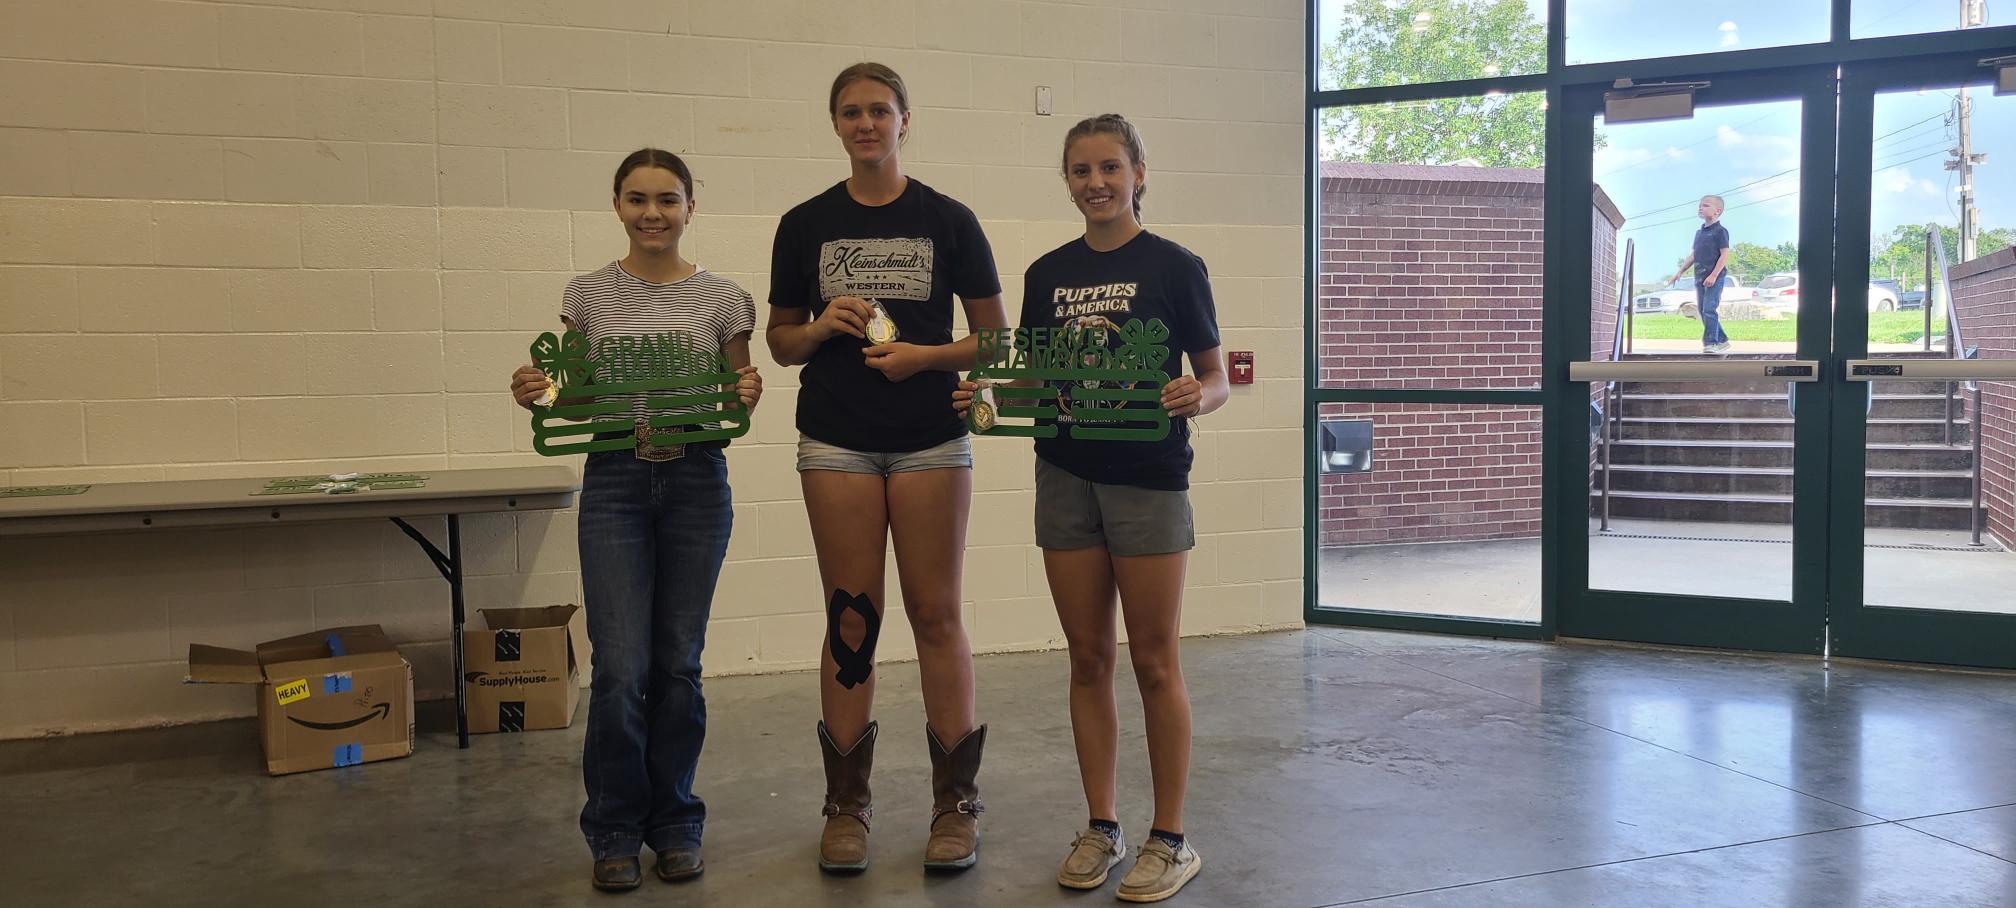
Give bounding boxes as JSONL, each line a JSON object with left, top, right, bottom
{"left": 1017, "top": 231, "right": 1220, "bottom": 491}
{"left": 1693, "top": 221, "right": 1730, "bottom": 282}
{"left": 769, "top": 179, "right": 1001, "bottom": 453}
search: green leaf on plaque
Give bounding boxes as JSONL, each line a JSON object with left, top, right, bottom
{"left": 529, "top": 329, "right": 751, "bottom": 457}
{"left": 0, "top": 484, "right": 92, "bottom": 498}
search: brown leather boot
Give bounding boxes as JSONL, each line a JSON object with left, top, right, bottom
{"left": 817, "top": 720, "right": 876, "bottom": 873}
{"left": 923, "top": 724, "right": 986, "bottom": 871}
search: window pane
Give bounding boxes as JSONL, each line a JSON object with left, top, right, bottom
{"left": 1317, "top": 96, "right": 1548, "bottom": 390}
{"left": 1318, "top": 0, "right": 1548, "bottom": 91}
{"left": 1853, "top": 1, "right": 2007, "bottom": 39}
{"left": 1566, "top": 2, "right": 1828, "bottom": 65}
{"left": 1316, "top": 402, "right": 1542, "bottom": 622}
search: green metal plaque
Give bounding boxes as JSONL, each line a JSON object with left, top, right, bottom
{"left": 528, "top": 330, "right": 751, "bottom": 456}
{"left": 0, "top": 484, "right": 91, "bottom": 498}
{"left": 968, "top": 318, "right": 1173, "bottom": 442}
{"left": 251, "top": 474, "right": 431, "bottom": 496}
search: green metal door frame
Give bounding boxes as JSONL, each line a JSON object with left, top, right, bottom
{"left": 1550, "top": 67, "right": 1836, "bottom": 655}
{"left": 1829, "top": 54, "right": 2016, "bottom": 670}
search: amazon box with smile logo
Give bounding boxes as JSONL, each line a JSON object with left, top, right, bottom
{"left": 462, "top": 604, "right": 580, "bottom": 734}
{"left": 186, "top": 624, "right": 415, "bottom": 775}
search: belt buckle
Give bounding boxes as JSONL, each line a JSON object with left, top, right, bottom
{"left": 634, "top": 424, "right": 685, "bottom": 462}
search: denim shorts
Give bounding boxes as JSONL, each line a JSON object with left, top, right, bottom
{"left": 795, "top": 433, "right": 973, "bottom": 475}
{"left": 1033, "top": 456, "right": 1194, "bottom": 556}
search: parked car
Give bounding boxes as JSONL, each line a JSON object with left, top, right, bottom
{"left": 1633, "top": 274, "right": 1754, "bottom": 313}
{"left": 1868, "top": 279, "right": 1904, "bottom": 312}
{"left": 1896, "top": 284, "right": 1927, "bottom": 311}
{"left": 1755, "top": 271, "right": 1904, "bottom": 313}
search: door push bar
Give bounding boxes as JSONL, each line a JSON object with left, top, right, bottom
{"left": 1568, "top": 360, "right": 1821, "bottom": 383}
{"left": 1843, "top": 359, "right": 2016, "bottom": 381}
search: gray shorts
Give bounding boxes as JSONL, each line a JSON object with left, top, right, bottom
{"left": 1034, "top": 456, "right": 1195, "bottom": 556}
{"left": 796, "top": 433, "right": 973, "bottom": 476}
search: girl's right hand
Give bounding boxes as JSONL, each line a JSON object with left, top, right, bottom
{"left": 951, "top": 379, "right": 976, "bottom": 414}
{"left": 813, "top": 297, "right": 873, "bottom": 341}
{"left": 511, "top": 364, "right": 552, "bottom": 411}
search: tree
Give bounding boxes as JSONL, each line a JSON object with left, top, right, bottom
{"left": 1728, "top": 242, "right": 1797, "bottom": 283}
{"left": 1320, "top": 0, "right": 1548, "bottom": 167}
{"left": 1872, "top": 224, "right": 2016, "bottom": 288}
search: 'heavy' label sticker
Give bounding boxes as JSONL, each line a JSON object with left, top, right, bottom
{"left": 274, "top": 678, "right": 311, "bottom": 706}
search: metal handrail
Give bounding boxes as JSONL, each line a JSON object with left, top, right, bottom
{"left": 1925, "top": 226, "right": 1985, "bottom": 546}
{"left": 1599, "top": 239, "right": 1635, "bottom": 531}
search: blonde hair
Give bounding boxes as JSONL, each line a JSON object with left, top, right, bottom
{"left": 1061, "top": 113, "right": 1148, "bottom": 218}
{"left": 1702, "top": 194, "right": 1725, "bottom": 210}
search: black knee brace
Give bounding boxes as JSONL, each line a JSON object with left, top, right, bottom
{"left": 828, "top": 589, "right": 881, "bottom": 690}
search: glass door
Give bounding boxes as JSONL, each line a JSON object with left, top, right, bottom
{"left": 1555, "top": 67, "right": 1837, "bottom": 653}
{"left": 1830, "top": 56, "right": 2016, "bottom": 670}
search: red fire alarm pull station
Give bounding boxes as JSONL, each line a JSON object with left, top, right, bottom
{"left": 1229, "top": 351, "right": 1255, "bottom": 385}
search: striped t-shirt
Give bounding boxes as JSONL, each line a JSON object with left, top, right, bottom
{"left": 558, "top": 261, "right": 757, "bottom": 427}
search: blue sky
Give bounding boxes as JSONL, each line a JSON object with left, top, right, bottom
{"left": 1317, "top": 1, "right": 2011, "bottom": 69}
{"left": 1598, "top": 85, "right": 2016, "bottom": 283}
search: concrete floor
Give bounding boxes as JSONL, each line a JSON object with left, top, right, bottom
{"left": 4, "top": 629, "right": 2015, "bottom": 907}
{"left": 1320, "top": 520, "right": 2016, "bottom": 622}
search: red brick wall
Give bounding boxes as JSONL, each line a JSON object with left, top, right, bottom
{"left": 1315, "top": 163, "right": 1622, "bottom": 546}
{"left": 1317, "top": 402, "right": 1543, "bottom": 544}
{"left": 1950, "top": 248, "right": 2016, "bottom": 546}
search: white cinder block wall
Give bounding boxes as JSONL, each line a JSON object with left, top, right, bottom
{"left": 0, "top": 0, "right": 1306, "bottom": 738}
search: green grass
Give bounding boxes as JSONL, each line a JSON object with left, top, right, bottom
{"left": 1628, "top": 312, "right": 1946, "bottom": 344}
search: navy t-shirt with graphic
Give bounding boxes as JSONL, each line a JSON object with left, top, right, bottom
{"left": 1693, "top": 221, "right": 1730, "bottom": 282}
{"left": 1017, "top": 231, "right": 1220, "bottom": 491}
{"left": 769, "top": 179, "right": 1001, "bottom": 453}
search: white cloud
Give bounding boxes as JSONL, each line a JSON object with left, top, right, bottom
{"left": 1878, "top": 166, "right": 1938, "bottom": 195}
{"left": 1717, "top": 125, "right": 1745, "bottom": 147}
{"left": 1719, "top": 21, "right": 1739, "bottom": 48}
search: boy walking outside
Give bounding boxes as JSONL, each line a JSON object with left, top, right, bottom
{"left": 1669, "top": 195, "right": 1733, "bottom": 354}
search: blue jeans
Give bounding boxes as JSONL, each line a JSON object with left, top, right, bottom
{"left": 577, "top": 447, "right": 733, "bottom": 860}
{"left": 1697, "top": 273, "right": 1730, "bottom": 347}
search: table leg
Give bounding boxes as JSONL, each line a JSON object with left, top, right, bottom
{"left": 388, "top": 515, "right": 471, "bottom": 750}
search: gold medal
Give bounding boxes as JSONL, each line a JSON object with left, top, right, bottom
{"left": 533, "top": 374, "right": 559, "bottom": 408}
{"left": 970, "top": 382, "right": 998, "bottom": 432}
{"left": 864, "top": 300, "right": 899, "bottom": 346}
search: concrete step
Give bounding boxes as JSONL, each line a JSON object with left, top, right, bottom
{"left": 1593, "top": 463, "right": 1975, "bottom": 499}
{"left": 1617, "top": 416, "right": 1971, "bottom": 444}
{"left": 1590, "top": 489, "right": 1976, "bottom": 529}
{"left": 1617, "top": 393, "right": 1964, "bottom": 420}
{"left": 1602, "top": 439, "right": 1976, "bottom": 471}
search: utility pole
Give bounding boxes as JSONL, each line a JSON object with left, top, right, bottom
{"left": 1951, "top": 0, "right": 1988, "bottom": 261}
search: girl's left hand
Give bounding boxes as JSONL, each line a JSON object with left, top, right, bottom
{"left": 864, "top": 342, "right": 932, "bottom": 382}
{"left": 1161, "top": 376, "right": 1203, "bottom": 418}
{"left": 735, "top": 365, "right": 763, "bottom": 412}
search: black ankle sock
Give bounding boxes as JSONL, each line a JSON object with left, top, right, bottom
{"left": 1149, "top": 828, "right": 1185, "bottom": 849}
{"left": 1089, "top": 818, "right": 1120, "bottom": 839}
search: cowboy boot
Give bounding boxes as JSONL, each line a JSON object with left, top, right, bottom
{"left": 923, "top": 724, "right": 986, "bottom": 870}
{"left": 818, "top": 720, "right": 876, "bottom": 873}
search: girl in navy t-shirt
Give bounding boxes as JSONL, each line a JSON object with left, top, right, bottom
{"left": 956, "top": 114, "right": 1228, "bottom": 902}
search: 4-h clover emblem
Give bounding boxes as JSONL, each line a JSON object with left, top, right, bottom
{"left": 528, "top": 330, "right": 751, "bottom": 456}
{"left": 967, "top": 317, "right": 1172, "bottom": 442}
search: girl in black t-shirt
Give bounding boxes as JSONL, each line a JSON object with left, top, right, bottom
{"left": 955, "top": 114, "right": 1228, "bottom": 902}
{"left": 764, "top": 63, "right": 1009, "bottom": 875}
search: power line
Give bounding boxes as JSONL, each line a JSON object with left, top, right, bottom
{"left": 1617, "top": 123, "right": 1953, "bottom": 221}
{"left": 1595, "top": 110, "right": 1778, "bottom": 178}
{"left": 1619, "top": 148, "right": 1954, "bottom": 233}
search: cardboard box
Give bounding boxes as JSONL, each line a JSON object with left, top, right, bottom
{"left": 187, "top": 625, "right": 415, "bottom": 776}
{"left": 462, "top": 604, "right": 580, "bottom": 733}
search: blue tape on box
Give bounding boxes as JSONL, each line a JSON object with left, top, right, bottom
{"left": 333, "top": 743, "right": 361, "bottom": 767}
{"left": 324, "top": 633, "right": 347, "bottom": 657}
{"left": 323, "top": 674, "right": 352, "bottom": 695}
